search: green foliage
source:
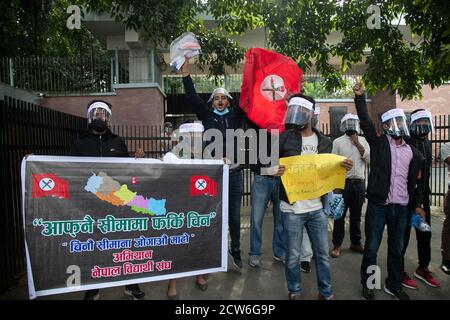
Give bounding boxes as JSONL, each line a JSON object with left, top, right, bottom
{"left": 0, "top": 0, "right": 52, "bottom": 56}
{"left": 81, "top": 0, "right": 250, "bottom": 77}
{"left": 1, "top": 0, "right": 448, "bottom": 98}
{"left": 84, "top": 0, "right": 200, "bottom": 48}
{"left": 194, "top": 28, "right": 245, "bottom": 77}
{"left": 0, "top": 0, "right": 106, "bottom": 58}
{"left": 206, "top": 0, "right": 266, "bottom": 35}
{"left": 303, "top": 77, "right": 357, "bottom": 99}
{"left": 164, "top": 74, "right": 243, "bottom": 94}
{"left": 262, "top": 0, "right": 450, "bottom": 99}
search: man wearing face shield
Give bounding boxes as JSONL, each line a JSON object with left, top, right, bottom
{"left": 330, "top": 114, "right": 370, "bottom": 258}
{"left": 181, "top": 59, "right": 245, "bottom": 270}
{"left": 71, "top": 101, "right": 128, "bottom": 157}
{"left": 354, "top": 83, "right": 425, "bottom": 301}
{"left": 276, "top": 94, "right": 353, "bottom": 300}
{"left": 400, "top": 109, "right": 440, "bottom": 289}
{"left": 165, "top": 121, "right": 209, "bottom": 300}
{"left": 70, "top": 100, "right": 146, "bottom": 300}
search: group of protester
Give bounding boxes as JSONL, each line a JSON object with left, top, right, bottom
{"left": 69, "top": 56, "right": 450, "bottom": 301}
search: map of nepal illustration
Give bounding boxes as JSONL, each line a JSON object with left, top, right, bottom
{"left": 84, "top": 172, "right": 166, "bottom": 216}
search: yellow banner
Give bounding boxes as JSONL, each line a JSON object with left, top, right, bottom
{"left": 280, "top": 154, "right": 346, "bottom": 204}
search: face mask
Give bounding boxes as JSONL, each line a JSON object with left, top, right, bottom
{"left": 389, "top": 134, "right": 403, "bottom": 141}
{"left": 345, "top": 130, "right": 357, "bottom": 136}
{"left": 213, "top": 108, "right": 229, "bottom": 116}
{"left": 88, "top": 119, "right": 108, "bottom": 132}
{"left": 411, "top": 124, "right": 431, "bottom": 137}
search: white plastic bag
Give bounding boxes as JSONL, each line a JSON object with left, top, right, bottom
{"left": 169, "top": 32, "right": 202, "bottom": 72}
{"left": 324, "top": 192, "right": 345, "bottom": 220}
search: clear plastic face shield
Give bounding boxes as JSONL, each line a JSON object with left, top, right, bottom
{"left": 340, "top": 114, "right": 360, "bottom": 134}
{"left": 312, "top": 107, "right": 320, "bottom": 130}
{"left": 284, "top": 97, "right": 314, "bottom": 129}
{"left": 381, "top": 109, "right": 410, "bottom": 138}
{"left": 208, "top": 88, "right": 232, "bottom": 111}
{"left": 87, "top": 101, "right": 112, "bottom": 132}
{"left": 175, "top": 122, "right": 204, "bottom": 159}
{"left": 410, "top": 110, "right": 434, "bottom": 137}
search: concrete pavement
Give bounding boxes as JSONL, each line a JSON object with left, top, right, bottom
{"left": 1, "top": 204, "right": 449, "bottom": 300}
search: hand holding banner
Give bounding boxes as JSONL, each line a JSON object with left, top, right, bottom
{"left": 279, "top": 154, "right": 346, "bottom": 203}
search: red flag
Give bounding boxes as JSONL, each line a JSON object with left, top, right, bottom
{"left": 240, "top": 48, "right": 303, "bottom": 133}
{"left": 32, "top": 174, "right": 69, "bottom": 199}
{"left": 190, "top": 176, "right": 217, "bottom": 197}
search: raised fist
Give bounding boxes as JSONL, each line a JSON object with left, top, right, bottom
{"left": 353, "top": 82, "right": 365, "bottom": 96}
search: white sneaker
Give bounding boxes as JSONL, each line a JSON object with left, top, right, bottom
{"left": 248, "top": 255, "right": 260, "bottom": 268}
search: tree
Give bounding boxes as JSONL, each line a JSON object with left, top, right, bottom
{"left": 82, "top": 0, "right": 247, "bottom": 77}
{"left": 2, "top": 0, "right": 448, "bottom": 98}
{"left": 0, "top": 0, "right": 106, "bottom": 58}
{"left": 262, "top": 0, "right": 450, "bottom": 99}
{"left": 203, "top": 0, "right": 449, "bottom": 99}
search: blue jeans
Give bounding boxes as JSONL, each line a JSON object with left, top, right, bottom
{"left": 360, "top": 202, "right": 408, "bottom": 292}
{"left": 229, "top": 171, "right": 243, "bottom": 252}
{"left": 249, "top": 175, "right": 284, "bottom": 258}
{"left": 281, "top": 209, "right": 333, "bottom": 298}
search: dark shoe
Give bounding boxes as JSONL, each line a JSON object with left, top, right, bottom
{"left": 330, "top": 246, "right": 341, "bottom": 258}
{"left": 300, "top": 261, "right": 311, "bottom": 273}
{"left": 384, "top": 286, "right": 410, "bottom": 300}
{"left": 318, "top": 293, "right": 336, "bottom": 300}
{"left": 84, "top": 289, "right": 100, "bottom": 300}
{"left": 195, "top": 279, "right": 208, "bottom": 291}
{"left": 441, "top": 260, "right": 450, "bottom": 275}
{"left": 124, "top": 284, "right": 146, "bottom": 300}
{"left": 288, "top": 292, "right": 302, "bottom": 300}
{"left": 362, "top": 286, "right": 375, "bottom": 300}
{"left": 229, "top": 249, "right": 243, "bottom": 269}
{"left": 350, "top": 243, "right": 364, "bottom": 254}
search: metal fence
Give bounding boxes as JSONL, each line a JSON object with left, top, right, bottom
{"left": 0, "top": 56, "right": 113, "bottom": 94}
{"left": 0, "top": 96, "right": 86, "bottom": 294}
{"left": 0, "top": 52, "right": 159, "bottom": 94}
{"left": 430, "top": 115, "right": 450, "bottom": 206}
{"left": 111, "top": 125, "right": 170, "bottom": 159}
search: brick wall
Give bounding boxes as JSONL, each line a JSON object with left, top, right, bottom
{"left": 40, "top": 86, "right": 165, "bottom": 126}
{"left": 396, "top": 84, "right": 450, "bottom": 115}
